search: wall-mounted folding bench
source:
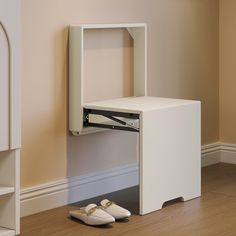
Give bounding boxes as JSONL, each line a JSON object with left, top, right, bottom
{"left": 69, "top": 23, "right": 201, "bottom": 215}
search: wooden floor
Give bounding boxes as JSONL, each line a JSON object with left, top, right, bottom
{"left": 21, "top": 163, "right": 236, "bottom": 236}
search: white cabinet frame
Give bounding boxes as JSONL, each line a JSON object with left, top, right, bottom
{"left": 84, "top": 97, "right": 201, "bottom": 215}
{"left": 69, "top": 23, "right": 147, "bottom": 135}
{"left": 69, "top": 23, "right": 201, "bottom": 215}
{"left": 0, "top": 0, "right": 21, "bottom": 235}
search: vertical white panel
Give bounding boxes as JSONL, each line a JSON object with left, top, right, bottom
{"left": 140, "top": 102, "right": 201, "bottom": 215}
{"left": 69, "top": 26, "right": 83, "bottom": 134}
{"left": 0, "top": 0, "right": 21, "bottom": 149}
{"left": 8, "top": 0, "right": 21, "bottom": 149}
{"left": 14, "top": 149, "right": 20, "bottom": 234}
{"left": 127, "top": 26, "right": 147, "bottom": 96}
{"left": 0, "top": 23, "right": 9, "bottom": 151}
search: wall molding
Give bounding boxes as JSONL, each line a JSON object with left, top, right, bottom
{"left": 201, "top": 142, "right": 236, "bottom": 167}
{"left": 220, "top": 142, "right": 236, "bottom": 164}
{"left": 20, "top": 142, "right": 236, "bottom": 217}
{"left": 20, "top": 163, "right": 139, "bottom": 217}
{"left": 201, "top": 142, "right": 221, "bottom": 167}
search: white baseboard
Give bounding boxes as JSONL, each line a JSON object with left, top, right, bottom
{"left": 201, "top": 143, "right": 221, "bottom": 167}
{"left": 201, "top": 142, "right": 236, "bottom": 167}
{"left": 221, "top": 143, "right": 236, "bottom": 164}
{"left": 20, "top": 163, "right": 139, "bottom": 217}
{"left": 20, "top": 142, "right": 236, "bottom": 217}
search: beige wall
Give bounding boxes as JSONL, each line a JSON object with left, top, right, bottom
{"left": 219, "top": 0, "right": 236, "bottom": 142}
{"left": 22, "top": 0, "right": 219, "bottom": 188}
{"left": 84, "top": 29, "right": 134, "bottom": 102}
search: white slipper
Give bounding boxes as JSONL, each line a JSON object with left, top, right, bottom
{"left": 101, "top": 199, "right": 131, "bottom": 220}
{"left": 69, "top": 203, "right": 115, "bottom": 225}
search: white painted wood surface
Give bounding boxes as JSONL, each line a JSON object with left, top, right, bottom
{"left": 0, "top": 0, "right": 21, "bottom": 149}
{"left": 84, "top": 96, "right": 201, "bottom": 215}
{"left": 0, "top": 193, "right": 16, "bottom": 231}
{"left": 14, "top": 149, "right": 20, "bottom": 235}
{"left": 84, "top": 96, "right": 198, "bottom": 113}
{"left": 0, "top": 227, "right": 14, "bottom": 236}
{"left": 127, "top": 27, "right": 147, "bottom": 96}
{"left": 69, "top": 26, "right": 83, "bottom": 134}
{"left": 0, "top": 151, "right": 15, "bottom": 187}
{"left": 71, "top": 23, "right": 146, "bottom": 29}
{"left": 69, "top": 23, "right": 146, "bottom": 135}
{"left": 0, "top": 187, "right": 14, "bottom": 196}
{"left": 0, "top": 150, "right": 20, "bottom": 234}
{"left": 0, "top": 18, "right": 9, "bottom": 151}
{"left": 140, "top": 101, "right": 201, "bottom": 214}
{"left": 0, "top": 0, "right": 21, "bottom": 234}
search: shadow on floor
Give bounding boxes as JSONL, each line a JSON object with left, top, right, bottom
{"left": 70, "top": 186, "right": 140, "bottom": 215}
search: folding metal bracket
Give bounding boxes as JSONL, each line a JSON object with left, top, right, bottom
{"left": 83, "top": 108, "right": 140, "bottom": 132}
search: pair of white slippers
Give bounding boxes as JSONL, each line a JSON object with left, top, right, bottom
{"left": 69, "top": 199, "right": 131, "bottom": 226}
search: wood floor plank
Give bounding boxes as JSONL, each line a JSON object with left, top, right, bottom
{"left": 21, "top": 163, "right": 236, "bottom": 236}
{"left": 201, "top": 163, "right": 236, "bottom": 193}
